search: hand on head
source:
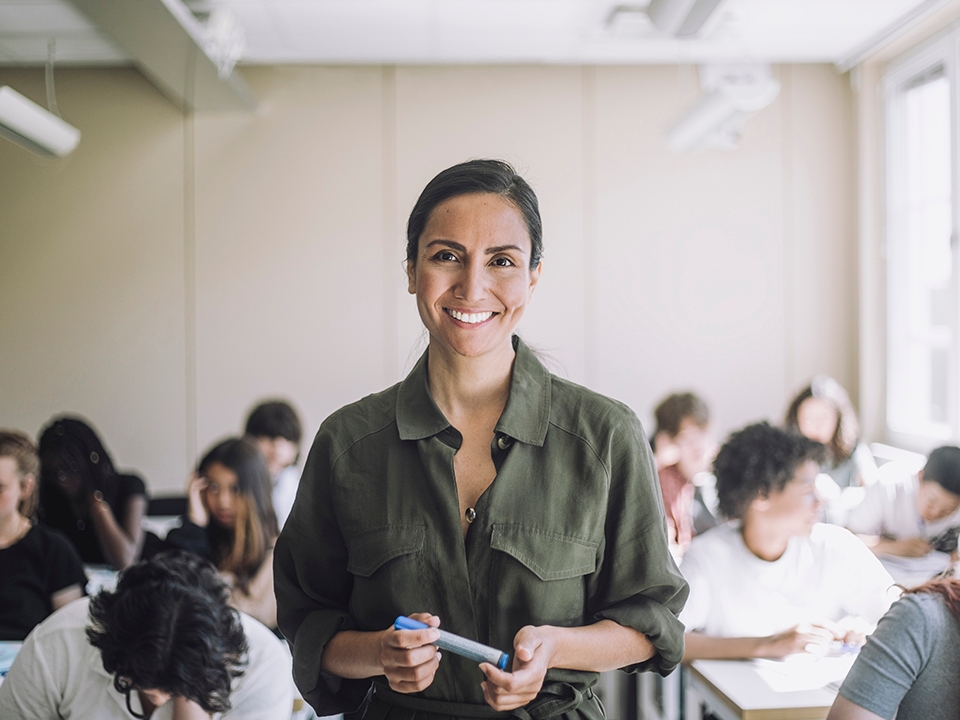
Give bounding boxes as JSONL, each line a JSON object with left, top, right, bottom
{"left": 186, "top": 473, "right": 209, "bottom": 527}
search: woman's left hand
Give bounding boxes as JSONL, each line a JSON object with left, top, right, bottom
{"left": 480, "top": 625, "right": 554, "bottom": 711}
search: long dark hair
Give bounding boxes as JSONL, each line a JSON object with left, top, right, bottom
{"left": 198, "top": 437, "right": 277, "bottom": 591}
{"left": 37, "top": 416, "right": 120, "bottom": 518}
{"left": 406, "top": 159, "right": 543, "bottom": 270}
{"left": 784, "top": 375, "right": 859, "bottom": 465}
{"left": 87, "top": 551, "right": 248, "bottom": 714}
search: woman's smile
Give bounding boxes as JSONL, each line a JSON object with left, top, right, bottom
{"left": 445, "top": 309, "right": 496, "bottom": 325}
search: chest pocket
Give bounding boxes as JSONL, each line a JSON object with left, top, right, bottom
{"left": 346, "top": 524, "right": 425, "bottom": 628}
{"left": 490, "top": 524, "right": 599, "bottom": 628}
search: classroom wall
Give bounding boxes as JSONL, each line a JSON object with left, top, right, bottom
{"left": 0, "top": 63, "right": 856, "bottom": 493}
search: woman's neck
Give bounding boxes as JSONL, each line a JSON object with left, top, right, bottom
{"left": 0, "top": 512, "right": 29, "bottom": 549}
{"left": 740, "top": 517, "right": 790, "bottom": 562}
{"left": 427, "top": 340, "right": 515, "bottom": 423}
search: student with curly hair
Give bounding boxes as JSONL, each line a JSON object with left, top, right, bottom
{"left": 0, "top": 430, "right": 86, "bottom": 640}
{"left": 165, "top": 437, "right": 279, "bottom": 629}
{"left": 828, "top": 577, "right": 960, "bottom": 720}
{"left": 680, "top": 422, "right": 897, "bottom": 661}
{"left": 0, "top": 551, "right": 292, "bottom": 719}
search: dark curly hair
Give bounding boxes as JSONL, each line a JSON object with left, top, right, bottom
{"left": 406, "top": 159, "right": 543, "bottom": 270}
{"left": 86, "top": 551, "right": 248, "bottom": 714}
{"left": 714, "top": 422, "right": 826, "bottom": 520}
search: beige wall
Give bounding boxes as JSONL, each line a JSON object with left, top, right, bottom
{"left": 0, "top": 63, "right": 856, "bottom": 493}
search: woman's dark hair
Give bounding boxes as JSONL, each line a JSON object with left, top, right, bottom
{"left": 784, "top": 375, "right": 859, "bottom": 465}
{"left": 198, "top": 437, "right": 277, "bottom": 591}
{"left": 87, "top": 551, "right": 247, "bottom": 714}
{"left": 923, "top": 445, "right": 960, "bottom": 496}
{"left": 405, "top": 159, "right": 543, "bottom": 270}
{"left": 37, "top": 415, "right": 120, "bottom": 514}
{"left": 714, "top": 422, "right": 825, "bottom": 520}
{"left": 244, "top": 400, "right": 302, "bottom": 445}
{"left": 654, "top": 392, "right": 710, "bottom": 438}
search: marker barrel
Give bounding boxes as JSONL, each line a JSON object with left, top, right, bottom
{"left": 394, "top": 616, "right": 509, "bottom": 670}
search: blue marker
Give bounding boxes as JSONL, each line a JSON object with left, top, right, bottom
{"left": 394, "top": 616, "right": 509, "bottom": 670}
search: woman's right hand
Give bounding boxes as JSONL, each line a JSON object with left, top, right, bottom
{"left": 758, "top": 623, "right": 840, "bottom": 658}
{"left": 186, "top": 473, "right": 209, "bottom": 527}
{"left": 380, "top": 613, "right": 442, "bottom": 693}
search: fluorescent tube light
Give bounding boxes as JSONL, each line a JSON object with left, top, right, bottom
{"left": 0, "top": 86, "right": 81, "bottom": 157}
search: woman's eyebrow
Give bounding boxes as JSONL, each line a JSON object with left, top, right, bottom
{"left": 423, "top": 239, "right": 526, "bottom": 256}
{"left": 425, "top": 239, "right": 465, "bottom": 252}
{"left": 485, "top": 244, "right": 526, "bottom": 255}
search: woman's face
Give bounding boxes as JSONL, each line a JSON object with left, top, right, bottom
{"left": 202, "top": 462, "right": 240, "bottom": 529}
{"left": 796, "top": 397, "right": 839, "bottom": 445}
{"left": 0, "top": 457, "right": 27, "bottom": 521}
{"left": 42, "top": 452, "right": 82, "bottom": 498}
{"left": 406, "top": 193, "right": 541, "bottom": 360}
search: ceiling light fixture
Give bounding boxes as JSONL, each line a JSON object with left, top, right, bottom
{"left": 647, "top": 0, "right": 726, "bottom": 37}
{"left": 0, "top": 86, "right": 81, "bottom": 158}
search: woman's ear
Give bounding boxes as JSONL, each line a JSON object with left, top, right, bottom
{"left": 406, "top": 260, "right": 417, "bottom": 295}
{"left": 750, "top": 493, "right": 771, "bottom": 513}
{"left": 21, "top": 473, "right": 36, "bottom": 501}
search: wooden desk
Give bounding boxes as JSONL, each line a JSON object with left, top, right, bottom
{"left": 684, "top": 656, "right": 855, "bottom": 720}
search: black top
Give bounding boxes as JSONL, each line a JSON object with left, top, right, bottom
{"left": 40, "top": 473, "right": 146, "bottom": 565}
{"left": 0, "top": 523, "right": 87, "bottom": 641}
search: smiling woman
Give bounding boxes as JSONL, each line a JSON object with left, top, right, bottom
{"left": 275, "top": 159, "right": 688, "bottom": 720}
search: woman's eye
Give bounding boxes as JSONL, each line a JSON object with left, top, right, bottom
{"left": 492, "top": 256, "right": 514, "bottom": 267}
{"left": 433, "top": 250, "right": 458, "bottom": 262}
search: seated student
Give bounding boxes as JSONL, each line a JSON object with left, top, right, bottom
{"left": 846, "top": 445, "right": 960, "bottom": 559}
{"left": 827, "top": 577, "right": 960, "bottom": 720}
{"left": 37, "top": 416, "right": 147, "bottom": 570}
{"left": 680, "top": 422, "right": 897, "bottom": 660}
{"left": 651, "top": 392, "right": 718, "bottom": 559}
{"left": 785, "top": 376, "right": 879, "bottom": 490}
{"left": 244, "top": 399, "right": 302, "bottom": 530}
{"left": 0, "top": 551, "right": 292, "bottom": 719}
{"left": 164, "top": 436, "right": 279, "bottom": 629}
{"left": 0, "top": 431, "right": 86, "bottom": 640}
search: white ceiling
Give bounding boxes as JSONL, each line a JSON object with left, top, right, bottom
{"left": 0, "top": 0, "right": 946, "bottom": 67}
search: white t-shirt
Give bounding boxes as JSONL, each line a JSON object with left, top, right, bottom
{"left": 272, "top": 465, "right": 301, "bottom": 530}
{"left": 0, "top": 597, "right": 293, "bottom": 720}
{"left": 679, "top": 522, "right": 897, "bottom": 637}
{"left": 846, "top": 461, "right": 960, "bottom": 540}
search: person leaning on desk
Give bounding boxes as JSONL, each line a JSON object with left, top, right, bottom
{"left": 274, "top": 159, "right": 689, "bottom": 720}
{"left": 680, "top": 423, "right": 898, "bottom": 661}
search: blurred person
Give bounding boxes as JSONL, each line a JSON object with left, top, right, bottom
{"left": 827, "top": 577, "right": 960, "bottom": 720}
{"left": 681, "top": 422, "right": 897, "bottom": 661}
{"left": 0, "top": 551, "right": 292, "bottom": 719}
{"left": 846, "top": 445, "right": 960, "bottom": 560}
{"left": 164, "top": 437, "right": 279, "bottom": 630}
{"left": 37, "top": 416, "right": 147, "bottom": 570}
{"left": 0, "top": 430, "right": 85, "bottom": 640}
{"left": 244, "top": 399, "right": 302, "bottom": 530}
{"left": 651, "top": 392, "right": 718, "bottom": 559}
{"left": 785, "top": 376, "right": 878, "bottom": 490}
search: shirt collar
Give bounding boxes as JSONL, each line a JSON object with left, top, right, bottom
{"left": 396, "top": 336, "right": 551, "bottom": 447}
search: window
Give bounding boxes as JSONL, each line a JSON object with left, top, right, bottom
{"left": 886, "top": 34, "right": 958, "bottom": 445}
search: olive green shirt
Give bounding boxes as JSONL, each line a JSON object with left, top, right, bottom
{"left": 275, "top": 338, "right": 688, "bottom": 718}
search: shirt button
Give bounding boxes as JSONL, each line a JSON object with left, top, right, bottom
{"left": 465, "top": 507, "right": 477, "bottom": 523}
{"left": 497, "top": 435, "right": 512, "bottom": 450}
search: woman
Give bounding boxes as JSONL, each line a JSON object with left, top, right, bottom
{"left": 165, "top": 436, "right": 279, "bottom": 629}
{"left": 0, "top": 430, "right": 86, "bottom": 640}
{"left": 37, "top": 416, "right": 147, "bottom": 570}
{"left": 827, "top": 577, "right": 960, "bottom": 719}
{"left": 275, "top": 160, "right": 688, "bottom": 720}
{"left": 785, "top": 376, "right": 878, "bottom": 491}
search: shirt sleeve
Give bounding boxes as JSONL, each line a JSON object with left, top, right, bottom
{"left": 224, "top": 615, "right": 294, "bottom": 720}
{"left": 677, "top": 544, "right": 710, "bottom": 633}
{"left": 838, "top": 595, "right": 934, "bottom": 720}
{"left": 845, "top": 480, "right": 887, "bottom": 535}
{"left": 274, "top": 424, "right": 364, "bottom": 715}
{"left": 163, "top": 519, "right": 212, "bottom": 559}
{"left": 44, "top": 529, "right": 88, "bottom": 596}
{"left": 833, "top": 527, "right": 898, "bottom": 625}
{"left": 588, "top": 406, "right": 689, "bottom": 676}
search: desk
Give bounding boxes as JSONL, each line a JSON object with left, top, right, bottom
{"left": 684, "top": 656, "right": 855, "bottom": 720}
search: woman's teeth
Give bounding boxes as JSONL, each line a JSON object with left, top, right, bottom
{"left": 447, "top": 310, "right": 494, "bottom": 324}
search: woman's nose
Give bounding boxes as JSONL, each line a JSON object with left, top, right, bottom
{"left": 454, "top": 261, "right": 486, "bottom": 301}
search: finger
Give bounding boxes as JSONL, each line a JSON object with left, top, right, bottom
{"left": 407, "top": 613, "right": 440, "bottom": 628}
{"left": 388, "top": 626, "right": 440, "bottom": 650}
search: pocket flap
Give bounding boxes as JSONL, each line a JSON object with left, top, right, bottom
{"left": 491, "top": 524, "right": 598, "bottom": 581}
{"left": 346, "top": 524, "right": 425, "bottom": 578}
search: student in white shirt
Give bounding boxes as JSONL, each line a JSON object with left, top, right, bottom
{"left": 244, "top": 399, "right": 303, "bottom": 530}
{"left": 0, "top": 551, "right": 293, "bottom": 720}
{"left": 680, "top": 422, "right": 897, "bottom": 661}
{"left": 846, "top": 446, "right": 960, "bottom": 558}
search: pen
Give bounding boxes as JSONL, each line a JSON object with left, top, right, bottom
{"left": 394, "top": 616, "right": 510, "bottom": 670}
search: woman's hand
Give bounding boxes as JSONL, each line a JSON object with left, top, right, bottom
{"left": 186, "top": 473, "right": 209, "bottom": 527}
{"left": 480, "top": 625, "right": 554, "bottom": 711}
{"left": 758, "top": 623, "right": 841, "bottom": 658}
{"left": 380, "top": 613, "right": 442, "bottom": 693}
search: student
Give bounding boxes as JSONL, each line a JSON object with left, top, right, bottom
{"left": 244, "top": 399, "right": 302, "bottom": 530}
{"left": 0, "top": 551, "right": 292, "bottom": 719}
{"left": 785, "top": 376, "right": 878, "bottom": 490}
{"left": 651, "top": 392, "right": 718, "bottom": 559}
{"left": 827, "top": 577, "right": 960, "bottom": 720}
{"left": 164, "top": 436, "right": 279, "bottom": 630}
{"left": 0, "top": 430, "right": 86, "bottom": 641}
{"left": 846, "top": 445, "right": 960, "bottom": 558}
{"left": 37, "top": 416, "right": 147, "bottom": 570}
{"left": 680, "top": 422, "right": 897, "bottom": 661}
